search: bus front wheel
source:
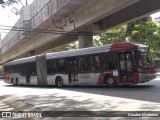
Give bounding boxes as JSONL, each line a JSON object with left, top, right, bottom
{"left": 105, "top": 76, "right": 115, "bottom": 87}
{"left": 56, "top": 77, "right": 64, "bottom": 88}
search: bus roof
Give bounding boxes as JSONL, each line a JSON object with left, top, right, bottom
{"left": 46, "top": 42, "right": 147, "bottom": 60}
{"left": 5, "top": 56, "right": 36, "bottom": 66}
{"left": 5, "top": 42, "right": 148, "bottom": 66}
{"left": 46, "top": 43, "right": 112, "bottom": 60}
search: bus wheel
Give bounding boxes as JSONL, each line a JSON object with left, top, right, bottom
{"left": 56, "top": 77, "right": 64, "bottom": 88}
{"left": 105, "top": 76, "right": 115, "bottom": 87}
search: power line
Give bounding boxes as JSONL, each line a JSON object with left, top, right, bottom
{"left": 0, "top": 24, "right": 99, "bottom": 49}
{"left": 0, "top": 25, "right": 98, "bottom": 36}
{"left": 1, "top": 24, "right": 158, "bottom": 37}
{"left": 0, "top": 24, "right": 71, "bottom": 33}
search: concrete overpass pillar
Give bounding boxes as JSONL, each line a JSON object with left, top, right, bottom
{"left": 78, "top": 32, "right": 93, "bottom": 48}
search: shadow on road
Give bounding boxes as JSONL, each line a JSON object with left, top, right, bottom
{"left": 3, "top": 79, "right": 160, "bottom": 104}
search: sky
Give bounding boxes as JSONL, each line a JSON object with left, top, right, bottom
{"left": 0, "top": 0, "right": 34, "bottom": 39}
{"left": 151, "top": 11, "right": 160, "bottom": 21}
{"left": 0, "top": 0, "right": 160, "bottom": 40}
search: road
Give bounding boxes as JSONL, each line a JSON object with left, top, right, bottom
{"left": 0, "top": 78, "right": 160, "bottom": 120}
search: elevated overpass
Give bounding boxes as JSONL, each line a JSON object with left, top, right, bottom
{"left": 0, "top": 0, "right": 160, "bottom": 64}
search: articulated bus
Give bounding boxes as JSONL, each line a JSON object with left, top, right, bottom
{"left": 3, "top": 42, "right": 157, "bottom": 87}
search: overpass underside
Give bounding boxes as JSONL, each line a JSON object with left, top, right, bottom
{"left": 0, "top": 0, "right": 160, "bottom": 64}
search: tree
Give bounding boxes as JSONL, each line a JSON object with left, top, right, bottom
{"left": 47, "top": 41, "right": 78, "bottom": 53}
{"left": 126, "top": 17, "right": 151, "bottom": 37}
{"left": 0, "top": 66, "right": 4, "bottom": 73}
{"left": 94, "top": 25, "right": 127, "bottom": 46}
{"left": 95, "top": 17, "right": 160, "bottom": 59}
{"left": 129, "top": 20, "right": 160, "bottom": 58}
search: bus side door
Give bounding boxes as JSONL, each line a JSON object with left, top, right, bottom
{"left": 118, "top": 52, "right": 134, "bottom": 83}
{"left": 68, "top": 58, "right": 78, "bottom": 84}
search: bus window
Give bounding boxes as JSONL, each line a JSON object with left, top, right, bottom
{"left": 30, "top": 62, "right": 36, "bottom": 76}
{"left": 109, "top": 53, "right": 117, "bottom": 70}
{"left": 120, "top": 54, "right": 125, "bottom": 71}
{"left": 93, "top": 55, "right": 100, "bottom": 71}
{"left": 47, "top": 60, "right": 56, "bottom": 75}
{"left": 89, "top": 56, "right": 94, "bottom": 71}
{"left": 89, "top": 55, "right": 101, "bottom": 72}
{"left": 131, "top": 51, "right": 138, "bottom": 71}
{"left": 126, "top": 53, "right": 133, "bottom": 70}
{"left": 101, "top": 53, "right": 108, "bottom": 70}
{"left": 79, "top": 58, "right": 84, "bottom": 72}
{"left": 78, "top": 57, "right": 89, "bottom": 72}
{"left": 119, "top": 51, "right": 137, "bottom": 72}
{"left": 57, "top": 59, "right": 66, "bottom": 73}
{"left": 68, "top": 58, "right": 79, "bottom": 72}
{"left": 73, "top": 59, "right": 79, "bottom": 72}
{"left": 103, "top": 53, "right": 116, "bottom": 70}
{"left": 138, "top": 48, "right": 154, "bottom": 67}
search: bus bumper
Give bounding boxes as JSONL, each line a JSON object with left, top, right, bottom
{"left": 139, "top": 73, "right": 157, "bottom": 83}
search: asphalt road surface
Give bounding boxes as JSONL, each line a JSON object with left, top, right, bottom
{"left": 0, "top": 78, "right": 160, "bottom": 120}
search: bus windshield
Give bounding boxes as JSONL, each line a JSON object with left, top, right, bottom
{"left": 138, "top": 48, "right": 154, "bottom": 67}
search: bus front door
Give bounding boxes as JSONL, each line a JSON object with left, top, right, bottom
{"left": 68, "top": 59, "right": 78, "bottom": 84}
{"left": 119, "top": 52, "right": 134, "bottom": 83}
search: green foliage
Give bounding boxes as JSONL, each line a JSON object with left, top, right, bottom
{"left": 94, "top": 25, "right": 127, "bottom": 46}
{"left": 0, "top": 66, "right": 4, "bottom": 73}
{"left": 126, "top": 17, "right": 151, "bottom": 36}
{"left": 96, "top": 17, "right": 160, "bottom": 59}
{"left": 129, "top": 20, "right": 160, "bottom": 58}
{"left": 49, "top": 42, "right": 78, "bottom": 53}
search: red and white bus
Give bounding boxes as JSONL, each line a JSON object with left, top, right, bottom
{"left": 3, "top": 42, "right": 157, "bottom": 87}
